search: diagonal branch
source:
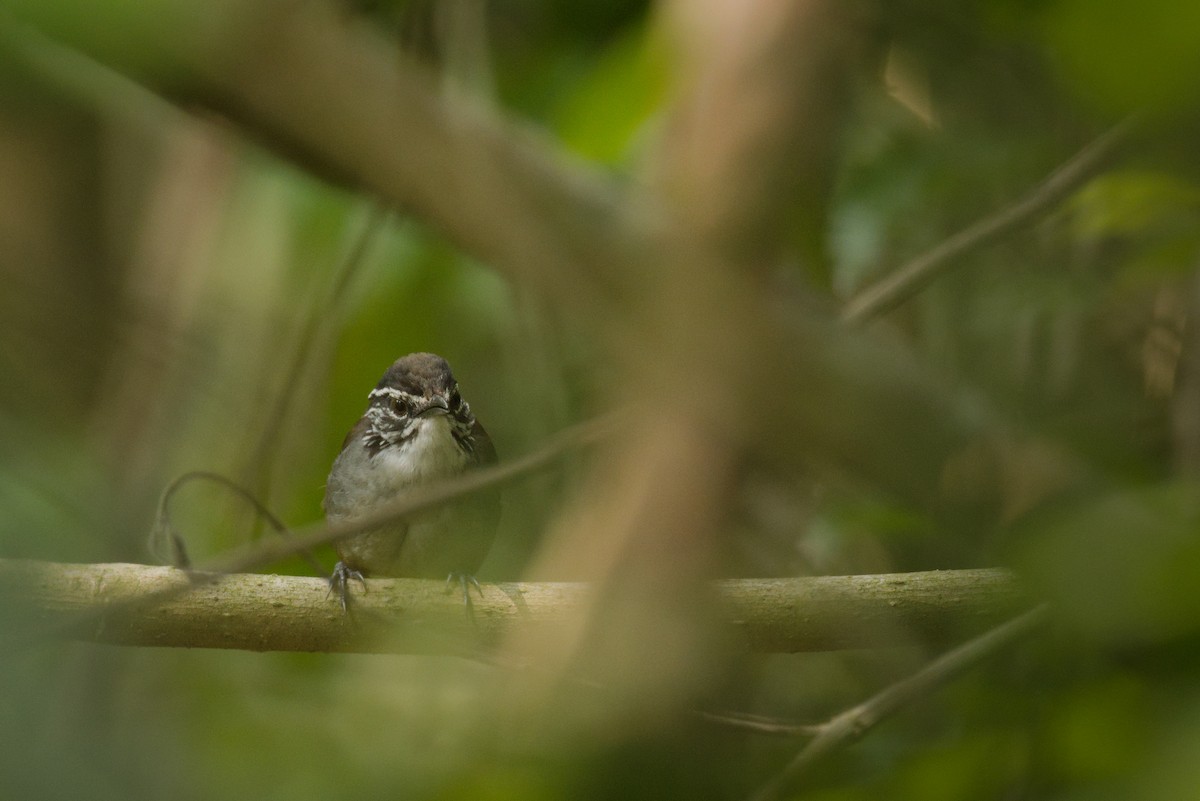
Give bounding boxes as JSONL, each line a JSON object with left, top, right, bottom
{"left": 6, "top": 4, "right": 1040, "bottom": 518}
{"left": 749, "top": 606, "right": 1048, "bottom": 801}
{"left": 842, "top": 118, "right": 1138, "bottom": 323}
{"left": 7, "top": 415, "right": 613, "bottom": 652}
{"left": 4, "top": 3, "right": 643, "bottom": 306}
{"left": 200, "top": 413, "right": 618, "bottom": 576}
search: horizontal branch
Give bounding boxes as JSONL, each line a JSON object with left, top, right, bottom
{"left": 1, "top": 559, "right": 1026, "bottom": 655}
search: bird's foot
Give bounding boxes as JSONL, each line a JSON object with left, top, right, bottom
{"left": 328, "top": 561, "right": 367, "bottom": 612}
{"left": 445, "top": 572, "right": 484, "bottom": 623}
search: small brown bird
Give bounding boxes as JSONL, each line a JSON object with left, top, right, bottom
{"left": 324, "top": 353, "right": 498, "bottom": 609}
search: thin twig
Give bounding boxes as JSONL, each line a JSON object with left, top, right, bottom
{"left": 749, "top": 605, "right": 1048, "bottom": 801}
{"left": 202, "top": 412, "right": 619, "bottom": 575}
{"left": 9, "top": 414, "right": 617, "bottom": 653}
{"left": 842, "top": 119, "right": 1138, "bottom": 323}
{"left": 698, "top": 710, "right": 823, "bottom": 738}
{"left": 149, "top": 470, "right": 327, "bottom": 576}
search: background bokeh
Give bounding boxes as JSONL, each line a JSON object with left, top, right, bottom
{"left": 3, "top": 1, "right": 1200, "bottom": 799}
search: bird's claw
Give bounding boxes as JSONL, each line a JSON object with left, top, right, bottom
{"left": 445, "top": 572, "right": 483, "bottom": 623}
{"left": 328, "top": 561, "right": 367, "bottom": 612}
{"left": 445, "top": 572, "right": 483, "bottom": 598}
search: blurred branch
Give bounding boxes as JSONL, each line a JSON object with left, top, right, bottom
{"left": 3, "top": 2, "right": 641, "bottom": 306}
{"left": 749, "top": 606, "right": 1047, "bottom": 801}
{"left": 842, "top": 118, "right": 1138, "bottom": 323}
{"left": 184, "top": 4, "right": 645, "bottom": 307}
{"left": 0, "top": 560, "right": 1025, "bottom": 654}
{"left": 6, "top": 3, "right": 1029, "bottom": 514}
{"left": 657, "top": 0, "right": 876, "bottom": 277}
{"left": 492, "top": 0, "right": 883, "bottom": 728}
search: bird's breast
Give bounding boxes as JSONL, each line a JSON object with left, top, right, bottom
{"left": 327, "top": 416, "right": 469, "bottom": 519}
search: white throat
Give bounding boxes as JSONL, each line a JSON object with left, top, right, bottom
{"left": 376, "top": 415, "right": 469, "bottom": 484}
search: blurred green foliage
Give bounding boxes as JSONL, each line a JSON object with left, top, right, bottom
{"left": 3, "top": 1, "right": 1200, "bottom": 800}
{"left": 1041, "top": 0, "right": 1200, "bottom": 115}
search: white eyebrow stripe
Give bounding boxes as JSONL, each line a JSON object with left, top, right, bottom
{"left": 368, "top": 387, "right": 416, "bottom": 402}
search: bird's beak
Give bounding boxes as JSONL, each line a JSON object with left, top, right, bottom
{"left": 417, "top": 396, "right": 450, "bottom": 417}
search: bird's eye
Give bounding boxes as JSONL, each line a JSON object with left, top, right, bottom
{"left": 448, "top": 389, "right": 462, "bottom": 408}
{"left": 390, "top": 396, "right": 409, "bottom": 415}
